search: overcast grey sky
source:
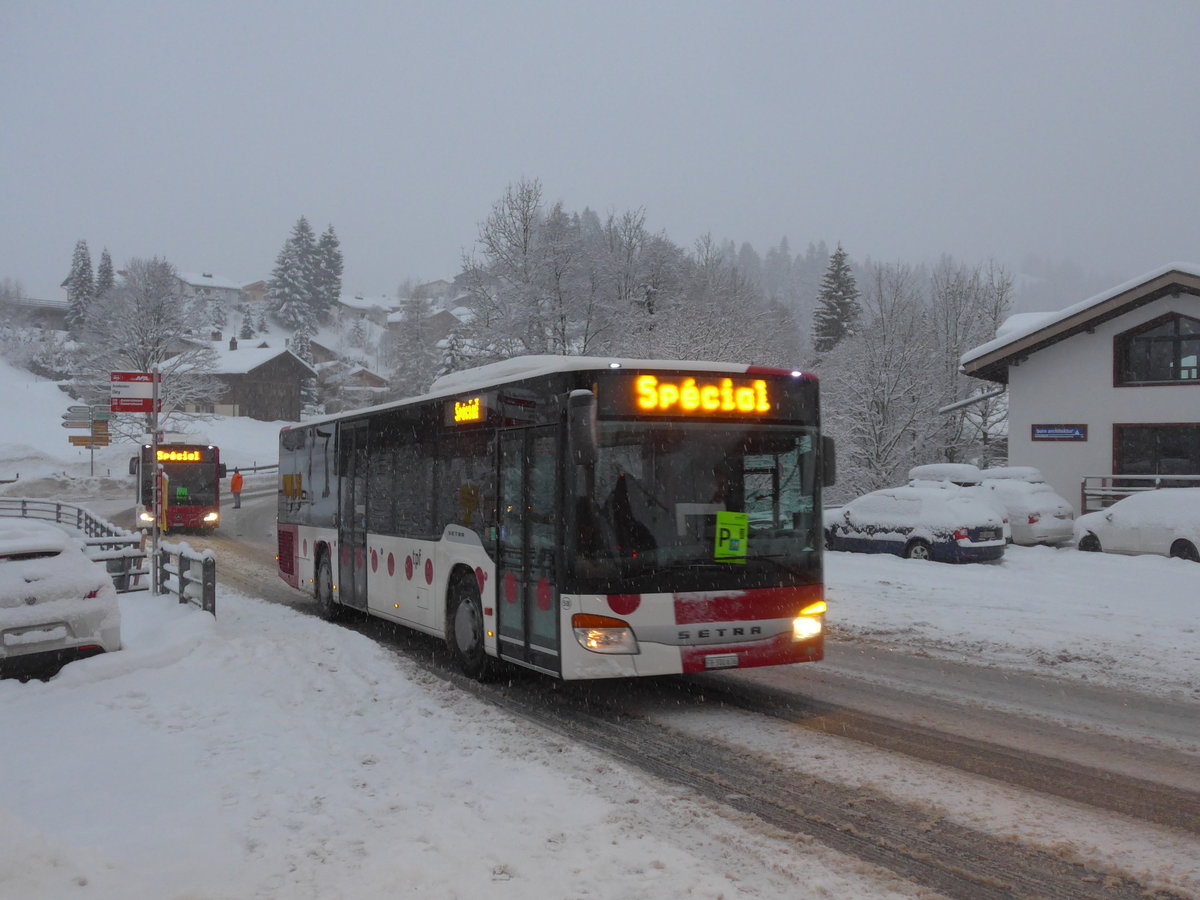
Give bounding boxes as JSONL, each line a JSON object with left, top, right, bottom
{"left": 3, "top": 0, "right": 1198, "bottom": 303}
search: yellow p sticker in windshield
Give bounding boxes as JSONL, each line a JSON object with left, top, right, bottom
{"left": 713, "top": 511, "right": 749, "bottom": 564}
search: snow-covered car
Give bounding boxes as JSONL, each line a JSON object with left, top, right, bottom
{"left": 0, "top": 519, "right": 122, "bottom": 679}
{"left": 907, "top": 463, "right": 1013, "bottom": 542}
{"left": 824, "top": 486, "right": 1006, "bottom": 562}
{"left": 979, "top": 466, "right": 1075, "bottom": 546}
{"left": 1074, "top": 488, "right": 1200, "bottom": 562}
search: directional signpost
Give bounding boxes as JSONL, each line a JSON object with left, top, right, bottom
{"left": 62, "top": 405, "right": 112, "bottom": 474}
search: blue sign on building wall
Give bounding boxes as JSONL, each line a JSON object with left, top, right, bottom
{"left": 1031, "top": 424, "right": 1088, "bottom": 441}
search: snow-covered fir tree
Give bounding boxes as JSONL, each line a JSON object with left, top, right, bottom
{"left": 209, "top": 299, "right": 227, "bottom": 334}
{"left": 290, "top": 325, "right": 321, "bottom": 416}
{"left": 348, "top": 316, "right": 367, "bottom": 349}
{"left": 64, "top": 240, "right": 94, "bottom": 338}
{"left": 291, "top": 325, "right": 314, "bottom": 365}
{"left": 269, "top": 219, "right": 314, "bottom": 331}
{"left": 812, "top": 244, "right": 861, "bottom": 354}
{"left": 269, "top": 216, "right": 342, "bottom": 330}
{"left": 390, "top": 297, "right": 438, "bottom": 396}
{"left": 239, "top": 309, "right": 255, "bottom": 340}
{"left": 95, "top": 248, "right": 115, "bottom": 299}
{"left": 314, "top": 225, "right": 343, "bottom": 322}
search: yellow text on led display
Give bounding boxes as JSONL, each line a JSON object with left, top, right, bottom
{"left": 635, "top": 375, "right": 771, "bottom": 414}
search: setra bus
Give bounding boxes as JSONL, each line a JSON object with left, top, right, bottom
{"left": 130, "top": 443, "right": 227, "bottom": 532}
{"left": 276, "top": 356, "right": 834, "bottom": 680}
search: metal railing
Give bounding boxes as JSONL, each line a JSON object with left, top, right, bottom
{"left": 1080, "top": 474, "right": 1200, "bottom": 513}
{"left": 0, "top": 497, "right": 149, "bottom": 592}
{"left": 156, "top": 541, "right": 216, "bottom": 614}
{"left": 1, "top": 498, "right": 220, "bottom": 613}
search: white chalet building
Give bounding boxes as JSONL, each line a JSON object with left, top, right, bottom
{"left": 962, "top": 264, "right": 1200, "bottom": 512}
{"left": 175, "top": 271, "right": 243, "bottom": 307}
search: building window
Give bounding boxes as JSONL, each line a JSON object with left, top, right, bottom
{"left": 1115, "top": 424, "right": 1200, "bottom": 476}
{"left": 1115, "top": 313, "right": 1200, "bottom": 385}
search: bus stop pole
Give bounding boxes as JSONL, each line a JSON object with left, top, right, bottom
{"left": 150, "top": 367, "right": 160, "bottom": 596}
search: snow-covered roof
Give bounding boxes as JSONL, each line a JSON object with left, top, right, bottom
{"left": 961, "top": 263, "right": 1200, "bottom": 384}
{"left": 206, "top": 342, "right": 317, "bottom": 377}
{"left": 176, "top": 271, "right": 244, "bottom": 291}
{"left": 338, "top": 293, "right": 397, "bottom": 312}
{"left": 994, "top": 312, "right": 1057, "bottom": 341}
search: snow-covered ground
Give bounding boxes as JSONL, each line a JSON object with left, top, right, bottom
{"left": 2, "top": 357, "right": 1198, "bottom": 898}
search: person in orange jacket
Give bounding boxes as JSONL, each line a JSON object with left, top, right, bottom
{"left": 230, "top": 467, "right": 243, "bottom": 509}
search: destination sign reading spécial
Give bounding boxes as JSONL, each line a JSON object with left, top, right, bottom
{"left": 157, "top": 449, "right": 202, "bottom": 462}
{"left": 446, "top": 395, "right": 487, "bottom": 426}
{"left": 634, "top": 374, "right": 772, "bottom": 415}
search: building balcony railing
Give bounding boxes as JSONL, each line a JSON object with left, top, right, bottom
{"left": 1080, "top": 474, "right": 1200, "bottom": 513}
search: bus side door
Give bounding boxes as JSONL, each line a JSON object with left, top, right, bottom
{"left": 338, "top": 421, "right": 369, "bottom": 611}
{"left": 497, "top": 426, "right": 561, "bottom": 675}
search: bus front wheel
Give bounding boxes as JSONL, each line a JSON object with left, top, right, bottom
{"left": 316, "top": 554, "right": 342, "bottom": 622}
{"left": 447, "top": 573, "right": 493, "bottom": 680}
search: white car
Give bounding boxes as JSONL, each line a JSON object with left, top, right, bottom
{"left": 0, "top": 519, "right": 122, "bottom": 679}
{"left": 824, "top": 486, "right": 1006, "bottom": 562}
{"left": 907, "top": 463, "right": 1013, "bottom": 542}
{"left": 1074, "top": 488, "right": 1200, "bottom": 562}
{"left": 980, "top": 466, "right": 1075, "bottom": 546}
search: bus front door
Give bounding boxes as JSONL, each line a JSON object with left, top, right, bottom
{"left": 337, "top": 421, "right": 369, "bottom": 612}
{"left": 497, "top": 427, "right": 561, "bottom": 675}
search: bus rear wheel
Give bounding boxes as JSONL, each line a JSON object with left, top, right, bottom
{"left": 316, "top": 554, "right": 342, "bottom": 621}
{"left": 447, "top": 573, "right": 494, "bottom": 680}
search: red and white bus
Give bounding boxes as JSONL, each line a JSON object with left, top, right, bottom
{"left": 130, "top": 443, "right": 226, "bottom": 532}
{"left": 276, "top": 356, "right": 834, "bottom": 680}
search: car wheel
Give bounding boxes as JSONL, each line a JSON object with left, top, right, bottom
{"left": 1169, "top": 540, "right": 1199, "bottom": 562}
{"left": 315, "top": 552, "right": 342, "bottom": 621}
{"left": 447, "top": 571, "right": 494, "bottom": 680}
{"left": 904, "top": 539, "right": 932, "bottom": 561}
{"left": 1078, "top": 533, "right": 1102, "bottom": 553}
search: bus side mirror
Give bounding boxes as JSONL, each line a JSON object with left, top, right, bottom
{"left": 568, "top": 390, "right": 598, "bottom": 467}
{"left": 129, "top": 457, "right": 138, "bottom": 476}
{"left": 218, "top": 464, "right": 228, "bottom": 478}
{"left": 822, "top": 436, "right": 837, "bottom": 487}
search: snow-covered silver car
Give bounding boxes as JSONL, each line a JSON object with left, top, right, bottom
{"left": 0, "top": 519, "right": 122, "bottom": 679}
{"left": 980, "top": 466, "right": 1075, "bottom": 546}
{"left": 1074, "top": 488, "right": 1200, "bottom": 562}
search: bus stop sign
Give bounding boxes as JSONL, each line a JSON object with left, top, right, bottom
{"left": 111, "top": 371, "right": 160, "bottom": 413}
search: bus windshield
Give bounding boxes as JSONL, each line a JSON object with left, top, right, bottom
{"left": 571, "top": 421, "right": 821, "bottom": 593}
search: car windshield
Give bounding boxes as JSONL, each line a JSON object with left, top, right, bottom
{"left": 569, "top": 421, "right": 822, "bottom": 593}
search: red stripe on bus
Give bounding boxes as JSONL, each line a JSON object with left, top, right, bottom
{"left": 673, "top": 585, "right": 823, "bottom": 624}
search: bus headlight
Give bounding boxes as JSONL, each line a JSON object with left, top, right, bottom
{"left": 572, "top": 614, "right": 639, "bottom": 654}
{"left": 793, "top": 600, "right": 826, "bottom": 640}
{"left": 204, "top": 512, "right": 219, "bottom": 523}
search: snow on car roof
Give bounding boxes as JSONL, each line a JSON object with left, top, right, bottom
{"left": 908, "top": 463, "right": 983, "bottom": 484}
{"left": 1093, "top": 488, "right": 1200, "bottom": 528}
{"left": 980, "top": 466, "right": 1045, "bottom": 482}
{"left": 0, "top": 518, "right": 72, "bottom": 557}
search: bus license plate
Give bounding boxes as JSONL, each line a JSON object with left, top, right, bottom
{"left": 704, "top": 653, "right": 739, "bottom": 670}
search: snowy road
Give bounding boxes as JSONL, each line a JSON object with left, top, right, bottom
{"left": 8, "top": 482, "right": 1199, "bottom": 897}
{"left": 183, "top": 494, "right": 1200, "bottom": 899}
